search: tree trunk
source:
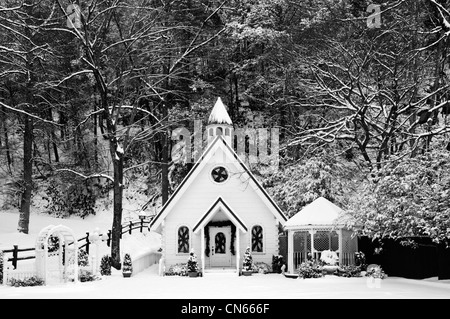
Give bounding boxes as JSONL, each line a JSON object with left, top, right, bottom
{"left": 110, "top": 142, "right": 124, "bottom": 270}
{"left": 161, "top": 106, "right": 169, "bottom": 205}
{"left": 1, "top": 105, "right": 12, "bottom": 171}
{"left": 18, "top": 115, "right": 33, "bottom": 234}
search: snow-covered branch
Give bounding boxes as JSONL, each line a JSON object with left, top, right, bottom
{"left": 54, "top": 169, "right": 114, "bottom": 183}
{"left": 0, "top": 101, "right": 62, "bottom": 126}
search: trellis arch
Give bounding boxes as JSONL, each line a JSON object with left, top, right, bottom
{"left": 35, "top": 225, "right": 78, "bottom": 285}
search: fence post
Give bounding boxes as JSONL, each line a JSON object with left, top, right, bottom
{"left": 3, "top": 252, "right": 8, "bottom": 285}
{"left": 129, "top": 221, "right": 132, "bottom": 235}
{"left": 140, "top": 219, "right": 143, "bottom": 233}
{"left": 12, "top": 245, "right": 18, "bottom": 269}
{"left": 107, "top": 230, "right": 111, "bottom": 247}
{"left": 85, "top": 232, "right": 90, "bottom": 255}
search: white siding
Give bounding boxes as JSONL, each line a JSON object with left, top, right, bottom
{"left": 162, "top": 146, "right": 281, "bottom": 269}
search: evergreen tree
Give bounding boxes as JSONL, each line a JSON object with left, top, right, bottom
{"left": 78, "top": 249, "right": 89, "bottom": 267}
{"left": 100, "top": 255, "right": 111, "bottom": 276}
{"left": 0, "top": 250, "right": 3, "bottom": 284}
{"left": 187, "top": 249, "right": 199, "bottom": 273}
{"left": 122, "top": 253, "right": 133, "bottom": 274}
{"left": 243, "top": 247, "right": 253, "bottom": 271}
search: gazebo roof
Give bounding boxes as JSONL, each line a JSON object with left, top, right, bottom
{"left": 284, "top": 197, "right": 349, "bottom": 230}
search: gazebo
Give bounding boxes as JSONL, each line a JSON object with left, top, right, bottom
{"left": 284, "top": 197, "right": 358, "bottom": 274}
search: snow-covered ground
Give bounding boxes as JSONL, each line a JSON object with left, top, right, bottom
{"left": 1, "top": 210, "right": 450, "bottom": 300}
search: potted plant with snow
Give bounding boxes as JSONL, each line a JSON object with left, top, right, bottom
{"left": 241, "top": 247, "right": 253, "bottom": 276}
{"left": 122, "top": 253, "right": 133, "bottom": 278}
{"left": 187, "top": 249, "right": 199, "bottom": 277}
{"left": 320, "top": 250, "right": 339, "bottom": 275}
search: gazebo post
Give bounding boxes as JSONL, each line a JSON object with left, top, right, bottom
{"left": 288, "top": 230, "right": 294, "bottom": 274}
{"left": 338, "top": 228, "right": 343, "bottom": 266}
{"left": 309, "top": 230, "right": 316, "bottom": 260}
{"left": 303, "top": 231, "right": 307, "bottom": 262}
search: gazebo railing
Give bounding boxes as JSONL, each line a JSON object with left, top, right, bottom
{"left": 293, "top": 251, "right": 355, "bottom": 269}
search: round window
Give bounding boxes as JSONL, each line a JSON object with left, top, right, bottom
{"left": 211, "top": 166, "right": 228, "bottom": 183}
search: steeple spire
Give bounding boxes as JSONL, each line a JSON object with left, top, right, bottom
{"left": 207, "top": 97, "right": 233, "bottom": 146}
{"left": 208, "top": 97, "right": 232, "bottom": 125}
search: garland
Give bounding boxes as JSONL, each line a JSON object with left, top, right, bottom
{"left": 204, "top": 221, "right": 236, "bottom": 257}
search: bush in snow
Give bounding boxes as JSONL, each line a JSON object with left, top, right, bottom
{"left": 272, "top": 255, "right": 284, "bottom": 273}
{"left": 122, "top": 253, "right": 133, "bottom": 274}
{"left": 8, "top": 276, "right": 44, "bottom": 287}
{"left": 165, "top": 263, "right": 187, "bottom": 276}
{"left": 337, "top": 265, "right": 362, "bottom": 278}
{"left": 242, "top": 247, "right": 253, "bottom": 271}
{"left": 0, "top": 250, "right": 3, "bottom": 284}
{"left": 100, "top": 255, "right": 111, "bottom": 276}
{"left": 297, "top": 260, "right": 323, "bottom": 279}
{"left": 254, "top": 262, "right": 271, "bottom": 274}
{"left": 78, "top": 249, "right": 89, "bottom": 267}
{"left": 187, "top": 249, "right": 199, "bottom": 273}
{"left": 365, "top": 265, "right": 387, "bottom": 279}
{"left": 79, "top": 269, "right": 99, "bottom": 282}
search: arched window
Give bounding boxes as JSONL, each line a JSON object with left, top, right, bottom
{"left": 178, "top": 226, "right": 189, "bottom": 253}
{"left": 225, "top": 128, "right": 230, "bottom": 136}
{"left": 216, "top": 127, "right": 223, "bottom": 135}
{"left": 215, "top": 232, "right": 226, "bottom": 254}
{"left": 209, "top": 128, "right": 213, "bottom": 136}
{"left": 251, "top": 225, "right": 263, "bottom": 252}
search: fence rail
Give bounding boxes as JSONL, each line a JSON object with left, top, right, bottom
{"left": 1, "top": 217, "right": 154, "bottom": 270}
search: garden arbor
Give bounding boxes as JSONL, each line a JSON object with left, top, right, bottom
{"left": 35, "top": 225, "right": 78, "bottom": 284}
{"left": 284, "top": 197, "right": 358, "bottom": 274}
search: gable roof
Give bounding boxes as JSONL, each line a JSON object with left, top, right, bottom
{"left": 284, "top": 197, "right": 346, "bottom": 229}
{"left": 149, "top": 135, "right": 287, "bottom": 231}
{"left": 208, "top": 97, "right": 233, "bottom": 125}
{"left": 193, "top": 197, "right": 248, "bottom": 234}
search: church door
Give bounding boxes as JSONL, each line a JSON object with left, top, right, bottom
{"left": 209, "top": 226, "right": 232, "bottom": 267}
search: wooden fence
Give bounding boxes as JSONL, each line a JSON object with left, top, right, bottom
{"left": 1, "top": 217, "right": 153, "bottom": 270}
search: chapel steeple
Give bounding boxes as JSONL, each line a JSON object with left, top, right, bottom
{"left": 207, "top": 97, "right": 233, "bottom": 146}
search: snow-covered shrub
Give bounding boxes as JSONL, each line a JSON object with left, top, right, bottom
{"left": 78, "top": 249, "right": 89, "bottom": 267}
{"left": 272, "top": 255, "right": 284, "bottom": 273}
{"left": 187, "top": 249, "right": 199, "bottom": 272}
{"left": 338, "top": 265, "right": 362, "bottom": 277}
{"left": 365, "top": 265, "right": 387, "bottom": 279}
{"left": 297, "top": 260, "right": 323, "bottom": 279}
{"left": 165, "top": 263, "right": 187, "bottom": 276}
{"left": 48, "top": 235, "right": 60, "bottom": 253}
{"left": 100, "top": 255, "right": 111, "bottom": 276}
{"left": 8, "top": 276, "right": 44, "bottom": 287}
{"left": 253, "top": 262, "right": 272, "bottom": 274}
{"left": 355, "top": 251, "right": 367, "bottom": 270}
{"left": 0, "top": 250, "right": 3, "bottom": 284}
{"left": 79, "top": 269, "right": 98, "bottom": 282}
{"left": 242, "top": 247, "right": 253, "bottom": 271}
{"left": 122, "top": 253, "right": 133, "bottom": 274}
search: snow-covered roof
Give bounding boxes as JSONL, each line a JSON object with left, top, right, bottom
{"left": 208, "top": 97, "right": 232, "bottom": 125}
{"left": 284, "top": 197, "right": 347, "bottom": 229}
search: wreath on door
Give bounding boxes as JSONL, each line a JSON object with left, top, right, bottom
{"left": 204, "top": 221, "right": 236, "bottom": 257}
